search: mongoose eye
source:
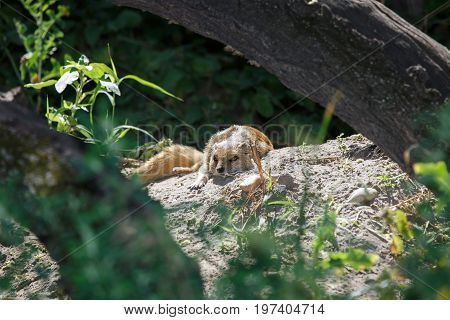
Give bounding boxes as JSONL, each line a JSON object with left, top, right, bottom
{"left": 213, "top": 155, "right": 218, "bottom": 162}
{"left": 230, "top": 155, "right": 239, "bottom": 162}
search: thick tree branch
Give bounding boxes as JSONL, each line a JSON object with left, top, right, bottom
{"left": 112, "top": 0, "right": 450, "bottom": 169}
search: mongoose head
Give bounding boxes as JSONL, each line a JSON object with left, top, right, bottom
{"left": 209, "top": 141, "right": 253, "bottom": 176}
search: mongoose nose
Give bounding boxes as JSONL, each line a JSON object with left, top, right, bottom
{"left": 217, "top": 167, "right": 224, "bottom": 173}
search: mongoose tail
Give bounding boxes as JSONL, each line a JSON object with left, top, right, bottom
{"left": 134, "top": 144, "right": 203, "bottom": 183}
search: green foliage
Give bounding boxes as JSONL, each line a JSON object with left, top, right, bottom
{"left": 0, "top": 147, "right": 203, "bottom": 299}
{"left": 377, "top": 131, "right": 450, "bottom": 299}
{"left": 1, "top": 0, "right": 449, "bottom": 300}
{"left": 216, "top": 230, "right": 323, "bottom": 299}
{"left": 31, "top": 1, "right": 354, "bottom": 144}
{"left": 312, "top": 205, "right": 378, "bottom": 273}
{"left": 394, "top": 161, "right": 450, "bottom": 299}
{"left": 384, "top": 209, "right": 414, "bottom": 240}
{"left": 320, "top": 248, "right": 378, "bottom": 272}
{"left": 119, "top": 75, "right": 182, "bottom": 101}
{"left": 376, "top": 174, "right": 401, "bottom": 189}
{"left": 2, "top": 1, "right": 447, "bottom": 145}
{"left": 14, "top": 0, "right": 67, "bottom": 84}
{"left": 24, "top": 79, "right": 57, "bottom": 89}
{"left": 312, "top": 203, "right": 338, "bottom": 259}
{"left": 216, "top": 193, "right": 377, "bottom": 299}
{"left": 26, "top": 53, "right": 178, "bottom": 147}
{"left": 414, "top": 162, "right": 450, "bottom": 212}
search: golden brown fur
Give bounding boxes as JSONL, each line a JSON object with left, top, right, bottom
{"left": 134, "top": 126, "right": 273, "bottom": 188}
{"left": 134, "top": 144, "right": 203, "bottom": 183}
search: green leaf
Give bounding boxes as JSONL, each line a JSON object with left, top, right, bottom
{"left": 220, "top": 226, "right": 234, "bottom": 233}
{"left": 390, "top": 235, "right": 404, "bottom": 255}
{"left": 226, "top": 208, "right": 238, "bottom": 225}
{"left": 384, "top": 209, "right": 413, "bottom": 239}
{"left": 97, "top": 90, "right": 116, "bottom": 107}
{"left": 117, "top": 127, "right": 130, "bottom": 140}
{"left": 24, "top": 79, "right": 57, "bottom": 89}
{"left": 75, "top": 124, "right": 93, "bottom": 139}
{"left": 111, "top": 125, "right": 158, "bottom": 142}
{"left": 312, "top": 207, "right": 338, "bottom": 258}
{"left": 266, "top": 175, "right": 273, "bottom": 192}
{"left": 414, "top": 161, "right": 450, "bottom": 196}
{"left": 394, "top": 212, "right": 413, "bottom": 239}
{"left": 107, "top": 44, "right": 118, "bottom": 80}
{"left": 62, "top": 100, "right": 74, "bottom": 111}
{"left": 61, "top": 59, "right": 95, "bottom": 74}
{"left": 119, "top": 75, "right": 182, "bottom": 101}
{"left": 46, "top": 111, "right": 59, "bottom": 123}
{"left": 267, "top": 200, "right": 294, "bottom": 206}
{"left": 41, "top": 71, "right": 60, "bottom": 82}
{"left": 45, "top": 107, "right": 74, "bottom": 134}
{"left": 20, "top": 63, "right": 26, "bottom": 80}
{"left": 85, "top": 63, "right": 116, "bottom": 81}
{"left": 111, "top": 127, "right": 131, "bottom": 143}
{"left": 84, "top": 64, "right": 104, "bottom": 80}
{"left": 323, "top": 248, "right": 378, "bottom": 271}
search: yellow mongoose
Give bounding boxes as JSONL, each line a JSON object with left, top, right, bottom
{"left": 134, "top": 125, "right": 273, "bottom": 189}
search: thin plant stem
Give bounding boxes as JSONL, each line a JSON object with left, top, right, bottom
{"left": 74, "top": 72, "right": 84, "bottom": 113}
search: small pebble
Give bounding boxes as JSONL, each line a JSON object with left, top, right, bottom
{"left": 347, "top": 187, "right": 378, "bottom": 205}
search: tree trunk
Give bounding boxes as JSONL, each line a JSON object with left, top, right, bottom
{"left": 0, "top": 87, "right": 84, "bottom": 186}
{"left": 112, "top": 0, "right": 450, "bottom": 170}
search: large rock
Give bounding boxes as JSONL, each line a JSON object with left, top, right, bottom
{"left": 147, "top": 134, "right": 425, "bottom": 297}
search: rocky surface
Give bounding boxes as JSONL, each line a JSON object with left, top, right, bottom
{"left": 146, "top": 135, "right": 426, "bottom": 298}
{"left": 0, "top": 220, "right": 60, "bottom": 299}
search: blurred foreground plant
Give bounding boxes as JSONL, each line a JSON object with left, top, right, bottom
{"left": 0, "top": 145, "right": 203, "bottom": 299}
{"left": 216, "top": 189, "right": 378, "bottom": 299}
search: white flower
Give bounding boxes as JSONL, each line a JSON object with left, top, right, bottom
{"left": 100, "top": 80, "right": 121, "bottom": 96}
{"left": 55, "top": 71, "right": 79, "bottom": 93}
{"left": 78, "top": 55, "right": 90, "bottom": 65}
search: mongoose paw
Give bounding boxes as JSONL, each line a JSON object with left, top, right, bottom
{"left": 172, "top": 167, "right": 184, "bottom": 175}
{"left": 189, "top": 180, "right": 206, "bottom": 190}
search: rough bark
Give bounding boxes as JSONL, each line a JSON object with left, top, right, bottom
{"left": 112, "top": 0, "right": 450, "bottom": 170}
{"left": 0, "top": 87, "right": 84, "bottom": 190}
